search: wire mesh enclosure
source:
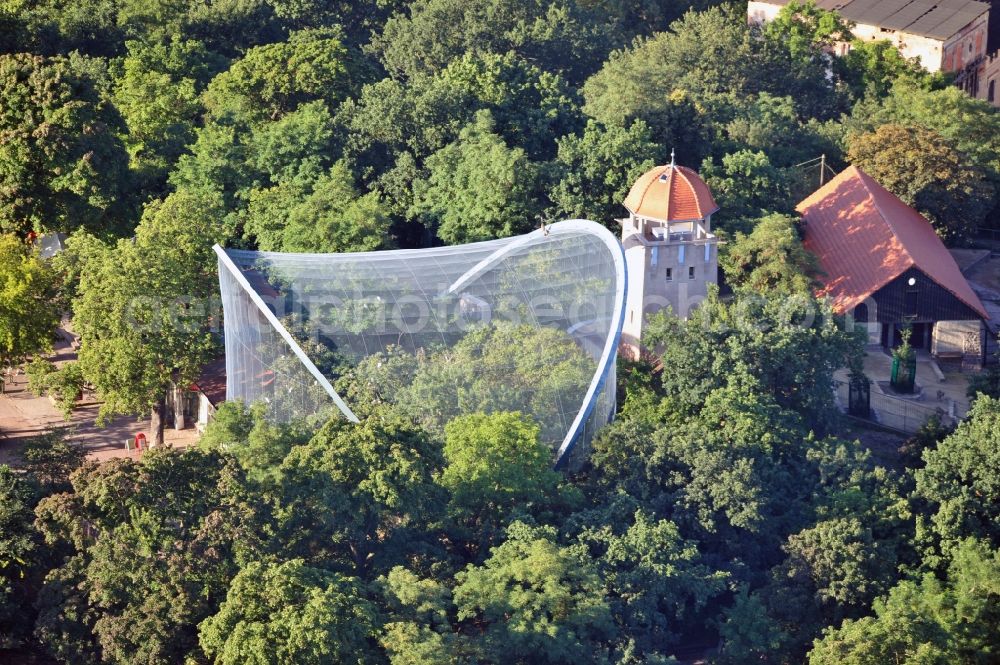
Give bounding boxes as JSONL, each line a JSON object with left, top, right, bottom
{"left": 215, "top": 220, "right": 627, "bottom": 465}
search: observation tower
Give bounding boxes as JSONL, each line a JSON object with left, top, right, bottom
{"left": 619, "top": 155, "right": 720, "bottom": 358}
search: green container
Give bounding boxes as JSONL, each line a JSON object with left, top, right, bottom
{"left": 890, "top": 354, "right": 916, "bottom": 394}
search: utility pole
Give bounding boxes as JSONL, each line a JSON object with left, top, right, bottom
{"left": 819, "top": 154, "right": 826, "bottom": 187}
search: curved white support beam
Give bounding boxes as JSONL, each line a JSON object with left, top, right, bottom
{"left": 443, "top": 221, "right": 626, "bottom": 465}
{"left": 549, "top": 222, "right": 627, "bottom": 466}
{"left": 214, "top": 244, "right": 360, "bottom": 423}
{"left": 445, "top": 226, "right": 553, "bottom": 295}
{"left": 217, "top": 220, "right": 624, "bottom": 466}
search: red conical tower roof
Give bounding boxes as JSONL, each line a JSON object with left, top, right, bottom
{"left": 623, "top": 161, "right": 719, "bottom": 222}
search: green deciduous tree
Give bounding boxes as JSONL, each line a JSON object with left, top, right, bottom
{"left": 203, "top": 26, "right": 369, "bottom": 124}
{"left": 413, "top": 110, "right": 545, "bottom": 243}
{"left": 808, "top": 538, "right": 1000, "bottom": 664}
{"left": 775, "top": 517, "right": 895, "bottom": 619}
{"left": 0, "top": 54, "right": 131, "bottom": 236}
{"left": 848, "top": 81, "right": 1000, "bottom": 176}
{"left": 644, "top": 292, "right": 859, "bottom": 429}
{"left": 914, "top": 396, "right": 1000, "bottom": 562}
{"left": 842, "top": 40, "right": 929, "bottom": 99}
{"left": 245, "top": 160, "right": 392, "bottom": 253}
{"left": 549, "top": 119, "right": 660, "bottom": 226}
{"left": 582, "top": 7, "right": 758, "bottom": 130}
{"left": 33, "top": 448, "right": 262, "bottom": 665}
{"left": 720, "top": 213, "right": 818, "bottom": 294}
{"left": 436, "top": 51, "right": 582, "bottom": 160}
{"left": 715, "top": 587, "right": 789, "bottom": 665}
{"left": 582, "top": 5, "right": 845, "bottom": 153}
{"left": 723, "top": 93, "right": 834, "bottom": 168}
{"left": 113, "top": 37, "right": 224, "bottom": 191}
{"left": 73, "top": 189, "right": 224, "bottom": 446}
{"left": 0, "top": 234, "right": 61, "bottom": 375}
{"left": 277, "top": 409, "right": 446, "bottom": 573}
{"left": 199, "top": 559, "right": 381, "bottom": 665}
{"left": 378, "top": 566, "right": 465, "bottom": 664}
{"left": 701, "top": 151, "right": 792, "bottom": 231}
{"left": 572, "top": 498, "right": 728, "bottom": 656}
{"left": 20, "top": 433, "right": 86, "bottom": 492}
{"left": 764, "top": 0, "right": 853, "bottom": 62}
{"left": 453, "top": 521, "right": 614, "bottom": 663}
{"left": 198, "top": 400, "right": 313, "bottom": 482}
{"left": 372, "top": 0, "right": 613, "bottom": 84}
{"left": 248, "top": 100, "right": 339, "bottom": 185}
{"left": 0, "top": 464, "right": 39, "bottom": 648}
{"left": 847, "top": 124, "right": 995, "bottom": 243}
{"left": 441, "top": 412, "right": 569, "bottom": 552}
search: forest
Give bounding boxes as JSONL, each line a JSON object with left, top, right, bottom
{"left": 1, "top": 0, "right": 1000, "bottom": 662}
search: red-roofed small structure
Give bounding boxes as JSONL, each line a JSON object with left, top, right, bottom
{"left": 165, "top": 356, "right": 227, "bottom": 433}
{"left": 800, "top": 165, "right": 988, "bottom": 364}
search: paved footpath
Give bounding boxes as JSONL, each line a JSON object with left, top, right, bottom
{"left": 0, "top": 334, "right": 199, "bottom": 466}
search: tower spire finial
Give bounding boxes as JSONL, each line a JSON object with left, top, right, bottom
{"left": 669, "top": 148, "right": 675, "bottom": 168}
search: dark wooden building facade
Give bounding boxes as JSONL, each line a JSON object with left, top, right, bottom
{"left": 800, "top": 166, "right": 989, "bottom": 366}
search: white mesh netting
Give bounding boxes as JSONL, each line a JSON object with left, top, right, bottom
{"left": 216, "top": 220, "right": 626, "bottom": 465}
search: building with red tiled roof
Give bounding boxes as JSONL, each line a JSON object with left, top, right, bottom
{"left": 618, "top": 158, "right": 720, "bottom": 357}
{"left": 800, "top": 165, "right": 989, "bottom": 365}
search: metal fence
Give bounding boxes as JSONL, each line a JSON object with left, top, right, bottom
{"left": 833, "top": 379, "right": 969, "bottom": 434}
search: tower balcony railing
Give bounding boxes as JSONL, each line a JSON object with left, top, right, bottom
{"left": 620, "top": 218, "right": 716, "bottom": 246}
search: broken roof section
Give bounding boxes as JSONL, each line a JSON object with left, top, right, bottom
{"left": 761, "top": 0, "right": 989, "bottom": 40}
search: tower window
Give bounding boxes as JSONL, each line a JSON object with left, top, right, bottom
{"left": 688, "top": 266, "right": 696, "bottom": 279}
{"left": 665, "top": 268, "right": 673, "bottom": 282}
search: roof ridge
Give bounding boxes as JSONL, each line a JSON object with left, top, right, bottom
{"left": 852, "top": 165, "right": 989, "bottom": 318}
{"left": 824, "top": 167, "right": 915, "bottom": 307}
{"left": 663, "top": 166, "right": 674, "bottom": 221}
{"left": 851, "top": 166, "right": 916, "bottom": 268}
{"left": 809, "top": 165, "right": 987, "bottom": 319}
{"left": 673, "top": 166, "right": 701, "bottom": 219}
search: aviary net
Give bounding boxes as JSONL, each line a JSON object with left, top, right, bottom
{"left": 215, "top": 220, "right": 626, "bottom": 465}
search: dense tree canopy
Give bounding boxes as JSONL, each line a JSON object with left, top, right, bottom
{"left": 73, "top": 189, "right": 224, "bottom": 445}
{"left": 199, "top": 559, "right": 381, "bottom": 665}
{"left": 0, "top": 54, "right": 131, "bottom": 236}
{"left": 549, "top": 119, "right": 660, "bottom": 226}
{"left": 847, "top": 124, "right": 995, "bottom": 242}
{"left": 3, "top": 0, "right": 1000, "bottom": 662}
{"left": 0, "top": 234, "right": 61, "bottom": 371}
{"left": 701, "top": 151, "right": 793, "bottom": 231}
{"left": 112, "top": 38, "right": 223, "bottom": 191}
{"left": 720, "top": 213, "right": 818, "bottom": 294}
{"left": 809, "top": 538, "right": 1000, "bottom": 664}
{"left": 413, "top": 110, "right": 545, "bottom": 243}
{"left": 372, "top": 0, "right": 614, "bottom": 85}
{"left": 914, "top": 397, "right": 1000, "bottom": 563}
